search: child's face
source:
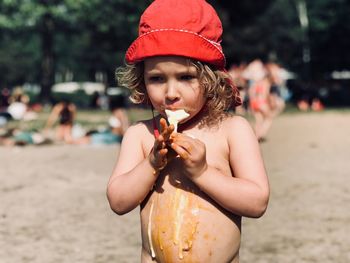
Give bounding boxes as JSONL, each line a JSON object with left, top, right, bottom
{"left": 144, "top": 56, "right": 206, "bottom": 122}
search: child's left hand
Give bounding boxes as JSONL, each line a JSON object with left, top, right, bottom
{"left": 170, "top": 133, "right": 208, "bottom": 180}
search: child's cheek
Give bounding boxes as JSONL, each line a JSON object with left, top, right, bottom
{"left": 147, "top": 92, "right": 163, "bottom": 109}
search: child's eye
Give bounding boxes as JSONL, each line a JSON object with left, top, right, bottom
{"left": 180, "top": 75, "right": 196, "bottom": 81}
{"left": 148, "top": 76, "right": 163, "bottom": 82}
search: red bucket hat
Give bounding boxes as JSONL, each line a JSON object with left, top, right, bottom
{"left": 125, "top": 0, "right": 226, "bottom": 69}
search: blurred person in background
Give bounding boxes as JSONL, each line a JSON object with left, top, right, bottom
{"left": 0, "top": 88, "right": 11, "bottom": 126}
{"left": 0, "top": 128, "right": 52, "bottom": 146}
{"left": 71, "top": 95, "right": 129, "bottom": 146}
{"left": 243, "top": 59, "right": 273, "bottom": 142}
{"left": 70, "top": 117, "right": 123, "bottom": 146}
{"left": 228, "top": 63, "right": 249, "bottom": 115}
{"left": 108, "top": 95, "right": 130, "bottom": 136}
{"left": 0, "top": 88, "right": 11, "bottom": 111}
{"left": 266, "top": 62, "right": 286, "bottom": 117}
{"left": 44, "top": 100, "right": 76, "bottom": 143}
{"left": 0, "top": 87, "right": 30, "bottom": 122}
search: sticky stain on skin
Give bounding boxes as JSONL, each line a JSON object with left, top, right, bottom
{"left": 150, "top": 188, "right": 200, "bottom": 261}
{"left": 173, "top": 189, "right": 188, "bottom": 259}
{"left": 148, "top": 200, "right": 156, "bottom": 259}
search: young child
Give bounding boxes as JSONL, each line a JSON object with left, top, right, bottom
{"left": 107, "top": 1, "right": 269, "bottom": 262}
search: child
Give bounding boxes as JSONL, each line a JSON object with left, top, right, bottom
{"left": 107, "top": 1, "right": 269, "bottom": 262}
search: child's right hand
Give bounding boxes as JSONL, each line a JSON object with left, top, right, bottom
{"left": 148, "top": 118, "right": 175, "bottom": 173}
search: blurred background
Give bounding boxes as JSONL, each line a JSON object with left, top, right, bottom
{"left": 0, "top": 0, "right": 349, "bottom": 109}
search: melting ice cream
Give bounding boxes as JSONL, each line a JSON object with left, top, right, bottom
{"left": 165, "top": 109, "right": 190, "bottom": 132}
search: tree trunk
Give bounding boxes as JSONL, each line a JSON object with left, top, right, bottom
{"left": 39, "top": 12, "right": 55, "bottom": 103}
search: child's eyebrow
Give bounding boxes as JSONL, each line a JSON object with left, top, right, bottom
{"left": 145, "top": 70, "right": 162, "bottom": 76}
{"left": 182, "top": 70, "right": 198, "bottom": 77}
{"left": 177, "top": 67, "right": 197, "bottom": 74}
{"left": 145, "top": 67, "right": 197, "bottom": 75}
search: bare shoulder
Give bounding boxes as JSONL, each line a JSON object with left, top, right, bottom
{"left": 220, "top": 114, "right": 258, "bottom": 146}
{"left": 123, "top": 118, "right": 153, "bottom": 140}
{"left": 122, "top": 118, "right": 156, "bottom": 151}
{"left": 222, "top": 114, "right": 254, "bottom": 134}
{"left": 115, "top": 118, "right": 154, "bottom": 172}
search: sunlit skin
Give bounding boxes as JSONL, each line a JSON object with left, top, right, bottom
{"left": 107, "top": 56, "right": 269, "bottom": 263}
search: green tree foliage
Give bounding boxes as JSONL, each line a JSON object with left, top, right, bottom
{"left": 210, "top": 0, "right": 303, "bottom": 68}
{"left": 308, "top": 0, "right": 350, "bottom": 77}
{"left": 0, "top": 0, "right": 149, "bottom": 101}
{"left": 211, "top": 0, "right": 350, "bottom": 79}
{"left": 0, "top": 30, "right": 40, "bottom": 88}
{"left": 0, "top": 0, "right": 349, "bottom": 101}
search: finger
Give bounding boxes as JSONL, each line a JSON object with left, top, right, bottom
{"left": 159, "top": 118, "right": 168, "bottom": 133}
{"left": 165, "top": 124, "right": 175, "bottom": 137}
{"left": 170, "top": 131, "right": 178, "bottom": 141}
{"left": 163, "top": 124, "right": 175, "bottom": 142}
{"left": 158, "top": 148, "right": 168, "bottom": 157}
{"left": 173, "top": 132, "right": 195, "bottom": 140}
{"left": 154, "top": 134, "right": 165, "bottom": 150}
{"left": 170, "top": 133, "right": 190, "bottom": 143}
{"left": 153, "top": 147, "right": 168, "bottom": 159}
{"left": 157, "top": 148, "right": 168, "bottom": 167}
{"left": 151, "top": 148, "right": 168, "bottom": 170}
{"left": 167, "top": 124, "right": 175, "bottom": 135}
{"left": 172, "top": 137, "right": 193, "bottom": 154}
{"left": 171, "top": 142, "right": 189, "bottom": 160}
{"left": 160, "top": 118, "right": 173, "bottom": 142}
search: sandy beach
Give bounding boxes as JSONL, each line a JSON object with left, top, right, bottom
{"left": 1, "top": 111, "right": 350, "bottom": 263}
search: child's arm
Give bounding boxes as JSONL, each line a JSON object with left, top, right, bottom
{"left": 171, "top": 116, "right": 269, "bottom": 218}
{"left": 107, "top": 119, "right": 174, "bottom": 215}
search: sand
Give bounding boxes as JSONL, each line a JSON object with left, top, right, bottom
{"left": 1, "top": 111, "right": 349, "bottom": 263}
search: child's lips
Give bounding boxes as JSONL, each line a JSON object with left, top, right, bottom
{"left": 165, "top": 106, "right": 185, "bottom": 111}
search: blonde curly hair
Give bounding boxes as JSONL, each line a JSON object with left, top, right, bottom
{"left": 116, "top": 59, "right": 241, "bottom": 125}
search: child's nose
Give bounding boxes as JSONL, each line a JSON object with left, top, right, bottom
{"left": 165, "top": 81, "right": 180, "bottom": 101}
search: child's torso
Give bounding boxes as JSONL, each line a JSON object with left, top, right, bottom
{"left": 140, "top": 122, "right": 241, "bottom": 263}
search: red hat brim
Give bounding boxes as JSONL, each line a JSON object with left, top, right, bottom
{"left": 125, "top": 29, "right": 225, "bottom": 69}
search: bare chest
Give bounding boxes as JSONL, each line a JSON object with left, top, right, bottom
{"left": 140, "top": 130, "right": 240, "bottom": 262}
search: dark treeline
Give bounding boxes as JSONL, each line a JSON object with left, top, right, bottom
{"left": 0, "top": 0, "right": 349, "bottom": 102}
